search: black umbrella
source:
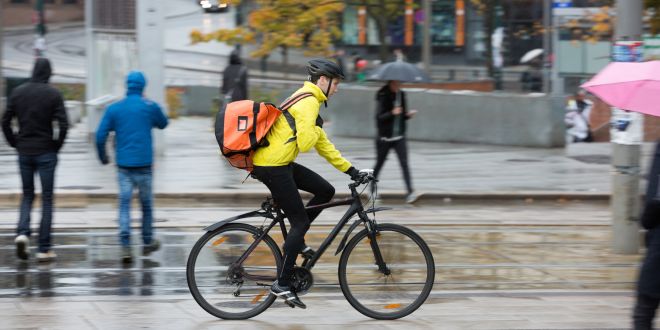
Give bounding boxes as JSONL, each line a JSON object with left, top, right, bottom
{"left": 367, "top": 61, "right": 431, "bottom": 83}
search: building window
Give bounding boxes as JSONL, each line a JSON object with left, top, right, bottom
{"left": 63, "top": 0, "right": 78, "bottom": 4}
{"left": 44, "top": 0, "right": 56, "bottom": 4}
{"left": 10, "top": 0, "right": 30, "bottom": 4}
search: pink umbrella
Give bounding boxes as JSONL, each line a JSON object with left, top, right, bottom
{"left": 581, "top": 61, "right": 660, "bottom": 117}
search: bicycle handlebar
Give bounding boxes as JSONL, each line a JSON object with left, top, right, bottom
{"left": 349, "top": 169, "right": 377, "bottom": 189}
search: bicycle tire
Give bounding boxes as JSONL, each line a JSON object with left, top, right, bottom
{"left": 187, "top": 223, "right": 282, "bottom": 320}
{"left": 338, "top": 223, "right": 435, "bottom": 320}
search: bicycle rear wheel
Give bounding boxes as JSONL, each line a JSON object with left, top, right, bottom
{"left": 338, "top": 223, "right": 435, "bottom": 320}
{"left": 186, "top": 223, "right": 282, "bottom": 320}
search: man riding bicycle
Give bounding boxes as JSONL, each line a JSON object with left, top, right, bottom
{"left": 251, "top": 58, "right": 363, "bottom": 309}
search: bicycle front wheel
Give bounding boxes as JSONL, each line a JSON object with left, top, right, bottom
{"left": 186, "top": 223, "right": 282, "bottom": 320}
{"left": 338, "top": 223, "right": 435, "bottom": 320}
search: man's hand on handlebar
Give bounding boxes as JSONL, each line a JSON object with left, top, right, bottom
{"left": 345, "top": 167, "right": 375, "bottom": 184}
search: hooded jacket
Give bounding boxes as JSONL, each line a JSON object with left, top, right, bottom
{"left": 2, "top": 58, "right": 68, "bottom": 155}
{"left": 375, "top": 84, "right": 410, "bottom": 139}
{"left": 95, "top": 71, "right": 168, "bottom": 168}
{"left": 252, "top": 81, "right": 352, "bottom": 172}
{"left": 221, "top": 52, "right": 248, "bottom": 102}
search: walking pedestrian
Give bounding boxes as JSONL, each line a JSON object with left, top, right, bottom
{"left": 221, "top": 50, "right": 248, "bottom": 105}
{"left": 633, "top": 142, "right": 660, "bottom": 329}
{"left": 96, "top": 71, "right": 168, "bottom": 263}
{"left": 1, "top": 58, "right": 68, "bottom": 262}
{"left": 373, "top": 80, "right": 418, "bottom": 204}
{"left": 564, "top": 90, "right": 594, "bottom": 143}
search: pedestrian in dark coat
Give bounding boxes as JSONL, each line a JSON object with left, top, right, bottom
{"left": 373, "top": 80, "right": 418, "bottom": 204}
{"left": 221, "top": 51, "right": 248, "bottom": 103}
{"left": 1, "top": 58, "right": 68, "bottom": 262}
{"left": 634, "top": 142, "right": 660, "bottom": 329}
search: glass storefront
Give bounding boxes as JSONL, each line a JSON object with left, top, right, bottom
{"left": 341, "top": 0, "right": 461, "bottom": 47}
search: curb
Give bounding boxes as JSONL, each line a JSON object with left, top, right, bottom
{"left": 0, "top": 190, "right": 611, "bottom": 205}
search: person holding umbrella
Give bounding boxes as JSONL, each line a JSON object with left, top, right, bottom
{"left": 368, "top": 61, "right": 429, "bottom": 204}
{"left": 581, "top": 60, "right": 660, "bottom": 329}
{"left": 373, "top": 80, "right": 418, "bottom": 203}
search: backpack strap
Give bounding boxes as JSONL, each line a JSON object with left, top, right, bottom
{"left": 278, "top": 92, "right": 314, "bottom": 144}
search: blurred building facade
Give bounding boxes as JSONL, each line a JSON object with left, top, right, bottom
{"left": 338, "top": 0, "right": 546, "bottom": 65}
{"left": 1, "top": 0, "right": 84, "bottom": 27}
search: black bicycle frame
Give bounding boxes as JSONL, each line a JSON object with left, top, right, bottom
{"left": 232, "top": 182, "right": 387, "bottom": 275}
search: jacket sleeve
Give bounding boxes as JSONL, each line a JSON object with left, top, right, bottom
{"left": 1, "top": 95, "right": 17, "bottom": 148}
{"left": 315, "top": 128, "right": 352, "bottom": 172}
{"left": 95, "top": 107, "right": 114, "bottom": 163}
{"left": 151, "top": 102, "right": 169, "bottom": 129}
{"left": 293, "top": 99, "right": 321, "bottom": 153}
{"left": 376, "top": 92, "right": 393, "bottom": 121}
{"left": 53, "top": 93, "right": 69, "bottom": 150}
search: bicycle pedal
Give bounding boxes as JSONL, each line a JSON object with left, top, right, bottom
{"left": 284, "top": 300, "right": 296, "bottom": 308}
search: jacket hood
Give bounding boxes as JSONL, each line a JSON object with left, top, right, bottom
{"left": 31, "top": 58, "right": 52, "bottom": 83}
{"left": 229, "top": 52, "right": 242, "bottom": 65}
{"left": 126, "top": 71, "right": 146, "bottom": 95}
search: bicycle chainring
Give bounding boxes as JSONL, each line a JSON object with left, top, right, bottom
{"left": 291, "top": 266, "right": 314, "bottom": 294}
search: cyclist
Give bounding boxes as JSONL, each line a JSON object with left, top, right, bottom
{"left": 251, "top": 58, "right": 363, "bottom": 309}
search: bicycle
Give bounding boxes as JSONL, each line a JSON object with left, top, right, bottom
{"left": 186, "top": 170, "right": 435, "bottom": 320}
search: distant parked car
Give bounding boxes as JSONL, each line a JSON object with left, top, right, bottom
{"left": 199, "top": 0, "right": 229, "bottom": 13}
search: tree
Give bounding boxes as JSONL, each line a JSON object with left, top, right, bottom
{"left": 190, "top": 0, "right": 344, "bottom": 69}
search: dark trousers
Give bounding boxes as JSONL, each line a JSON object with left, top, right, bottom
{"left": 634, "top": 293, "right": 660, "bottom": 330}
{"left": 252, "top": 163, "right": 335, "bottom": 285}
{"left": 373, "top": 138, "right": 413, "bottom": 193}
{"left": 17, "top": 152, "right": 58, "bottom": 253}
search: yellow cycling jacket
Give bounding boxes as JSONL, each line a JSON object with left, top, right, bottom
{"left": 252, "top": 81, "right": 352, "bottom": 172}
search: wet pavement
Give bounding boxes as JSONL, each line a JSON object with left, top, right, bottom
{"left": 0, "top": 201, "right": 644, "bottom": 329}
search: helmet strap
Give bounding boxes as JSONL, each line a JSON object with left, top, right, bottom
{"left": 324, "top": 77, "right": 333, "bottom": 108}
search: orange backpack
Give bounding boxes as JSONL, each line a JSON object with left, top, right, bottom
{"left": 214, "top": 93, "right": 313, "bottom": 171}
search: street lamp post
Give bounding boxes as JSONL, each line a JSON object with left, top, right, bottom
{"left": 422, "top": 0, "right": 431, "bottom": 72}
{"left": 611, "top": 0, "right": 643, "bottom": 254}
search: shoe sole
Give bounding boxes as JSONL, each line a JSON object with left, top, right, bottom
{"left": 37, "top": 256, "right": 55, "bottom": 263}
{"left": 16, "top": 241, "right": 28, "bottom": 260}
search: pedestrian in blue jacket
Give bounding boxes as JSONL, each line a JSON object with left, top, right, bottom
{"left": 96, "top": 71, "right": 168, "bottom": 263}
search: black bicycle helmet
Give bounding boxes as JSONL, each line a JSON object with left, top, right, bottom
{"left": 306, "top": 58, "right": 345, "bottom": 80}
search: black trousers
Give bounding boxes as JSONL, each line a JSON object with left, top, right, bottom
{"left": 252, "top": 163, "right": 335, "bottom": 286}
{"left": 634, "top": 293, "right": 660, "bottom": 330}
{"left": 373, "top": 138, "right": 413, "bottom": 193}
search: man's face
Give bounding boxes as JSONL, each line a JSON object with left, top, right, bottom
{"left": 318, "top": 76, "right": 341, "bottom": 97}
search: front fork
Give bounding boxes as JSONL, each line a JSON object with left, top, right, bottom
{"left": 362, "top": 215, "right": 391, "bottom": 276}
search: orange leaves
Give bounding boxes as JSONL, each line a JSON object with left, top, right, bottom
{"left": 190, "top": 0, "right": 344, "bottom": 58}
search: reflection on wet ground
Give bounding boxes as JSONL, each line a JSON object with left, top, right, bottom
{"left": 0, "top": 222, "right": 641, "bottom": 298}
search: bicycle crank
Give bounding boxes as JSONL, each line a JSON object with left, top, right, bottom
{"left": 291, "top": 266, "right": 314, "bottom": 295}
